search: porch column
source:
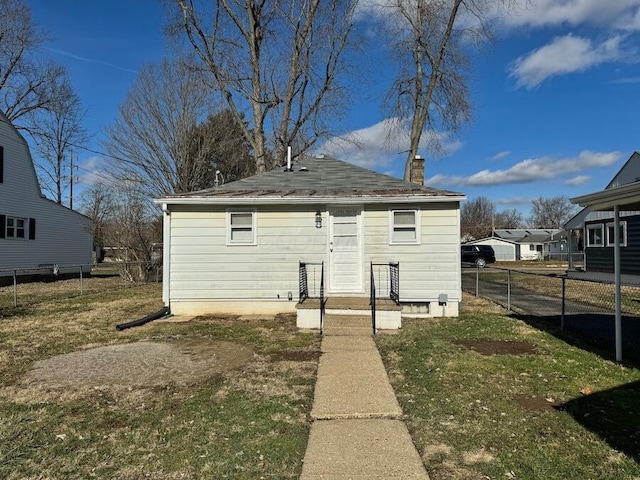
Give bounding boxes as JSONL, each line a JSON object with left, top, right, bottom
{"left": 614, "top": 205, "right": 622, "bottom": 362}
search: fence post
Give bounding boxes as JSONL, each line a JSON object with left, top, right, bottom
{"left": 13, "top": 269, "right": 17, "bottom": 307}
{"left": 561, "top": 276, "right": 566, "bottom": 332}
{"left": 507, "top": 269, "right": 511, "bottom": 311}
{"left": 475, "top": 265, "right": 479, "bottom": 297}
{"left": 80, "top": 266, "right": 84, "bottom": 295}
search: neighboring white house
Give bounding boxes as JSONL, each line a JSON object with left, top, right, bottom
{"left": 465, "top": 237, "right": 518, "bottom": 261}
{"left": 156, "top": 155, "right": 465, "bottom": 326}
{"left": 0, "top": 111, "right": 92, "bottom": 275}
{"left": 493, "top": 229, "right": 562, "bottom": 260}
{"left": 466, "top": 229, "right": 563, "bottom": 261}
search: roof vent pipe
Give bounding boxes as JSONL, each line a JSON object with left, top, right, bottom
{"left": 286, "top": 146, "right": 292, "bottom": 172}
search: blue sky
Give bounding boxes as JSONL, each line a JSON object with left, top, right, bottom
{"left": 26, "top": 0, "right": 640, "bottom": 217}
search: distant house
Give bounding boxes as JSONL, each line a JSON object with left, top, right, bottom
{"left": 155, "top": 155, "right": 466, "bottom": 328}
{"left": 466, "top": 229, "right": 562, "bottom": 261}
{"left": 0, "top": 111, "right": 92, "bottom": 276}
{"left": 567, "top": 152, "right": 640, "bottom": 274}
{"left": 464, "top": 237, "right": 518, "bottom": 261}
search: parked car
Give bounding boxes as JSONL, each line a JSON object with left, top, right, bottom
{"left": 461, "top": 244, "right": 496, "bottom": 268}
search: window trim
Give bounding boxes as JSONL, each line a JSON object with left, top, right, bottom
{"left": 226, "top": 209, "right": 257, "bottom": 246}
{"left": 586, "top": 223, "right": 604, "bottom": 247}
{"left": 389, "top": 209, "right": 420, "bottom": 245}
{"left": 606, "top": 220, "right": 627, "bottom": 247}
{"left": 5, "top": 215, "right": 27, "bottom": 240}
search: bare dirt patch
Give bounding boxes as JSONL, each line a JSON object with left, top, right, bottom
{"left": 270, "top": 349, "right": 320, "bottom": 362}
{"left": 453, "top": 339, "right": 539, "bottom": 356}
{"left": 513, "top": 395, "right": 558, "bottom": 412}
{"left": 2, "top": 339, "right": 253, "bottom": 403}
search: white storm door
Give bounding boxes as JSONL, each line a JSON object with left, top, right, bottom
{"left": 329, "top": 208, "right": 362, "bottom": 293}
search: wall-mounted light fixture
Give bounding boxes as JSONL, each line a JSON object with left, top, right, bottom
{"left": 315, "top": 211, "right": 322, "bottom": 228}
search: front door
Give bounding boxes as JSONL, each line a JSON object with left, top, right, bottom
{"left": 329, "top": 208, "right": 362, "bottom": 293}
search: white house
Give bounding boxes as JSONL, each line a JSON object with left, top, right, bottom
{"left": 465, "top": 237, "right": 518, "bottom": 261}
{"left": 0, "top": 111, "right": 92, "bottom": 275}
{"left": 156, "top": 155, "right": 465, "bottom": 327}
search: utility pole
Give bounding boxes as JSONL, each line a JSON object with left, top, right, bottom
{"left": 69, "top": 149, "right": 74, "bottom": 210}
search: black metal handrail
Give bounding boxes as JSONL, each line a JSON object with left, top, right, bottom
{"left": 370, "top": 262, "right": 400, "bottom": 304}
{"left": 299, "top": 261, "right": 325, "bottom": 334}
{"left": 320, "top": 262, "right": 325, "bottom": 335}
{"left": 390, "top": 262, "right": 400, "bottom": 305}
{"left": 299, "top": 261, "right": 309, "bottom": 302}
{"left": 370, "top": 262, "right": 376, "bottom": 335}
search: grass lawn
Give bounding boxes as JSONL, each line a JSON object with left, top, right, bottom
{"left": 0, "top": 280, "right": 319, "bottom": 479}
{"left": 376, "top": 294, "right": 640, "bottom": 480}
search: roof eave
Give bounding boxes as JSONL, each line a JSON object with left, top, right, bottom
{"left": 571, "top": 181, "right": 640, "bottom": 211}
{"left": 154, "top": 194, "right": 466, "bottom": 206}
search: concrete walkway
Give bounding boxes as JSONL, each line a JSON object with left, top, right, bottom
{"left": 300, "top": 331, "right": 429, "bottom": 479}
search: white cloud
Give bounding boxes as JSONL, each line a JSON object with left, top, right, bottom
{"left": 493, "top": 197, "right": 533, "bottom": 206}
{"left": 564, "top": 175, "right": 591, "bottom": 186}
{"left": 78, "top": 156, "right": 113, "bottom": 186}
{"left": 318, "top": 118, "right": 463, "bottom": 170}
{"left": 510, "top": 34, "right": 625, "bottom": 89}
{"left": 499, "top": 0, "right": 640, "bottom": 31}
{"left": 425, "top": 150, "right": 621, "bottom": 187}
{"left": 491, "top": 150, "right": 511, "bottom": 161}
{"left": 612, "top": 76, "right": 640, "bottom": 83}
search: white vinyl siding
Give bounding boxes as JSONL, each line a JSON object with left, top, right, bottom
{"left": 167, "top": 201, "right": 461, "bottom": 309}
{"left": 0, "top": 116, "right": 93, "bottom": 273}
{"left": 170, "top": 206, "right": 327, "bottom": 300}
{"left": 368, "top": 203, "right": 460, "bottom": 302}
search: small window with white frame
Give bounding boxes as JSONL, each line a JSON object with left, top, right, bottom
{"left": 606, "top": 221, "right": 627, "bottom": 247}
{"left": 227, "top": 210, "right": 256, "bottom": 245}
{"left": 390, "top": 209, "right": 419, "bottom": 244}
{"left": 586, "top": 224, "right": 604, "bottom": 247}
{"left": 6, "top": 216, "right": 26, "bottom": 239}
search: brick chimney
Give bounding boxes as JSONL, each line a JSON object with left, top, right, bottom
{"left": 410, "top": 154, "right": 424, "bottom": 185}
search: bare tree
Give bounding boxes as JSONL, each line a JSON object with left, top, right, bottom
{"left": 80, "top": 179, "right": 161, "bottom": 280}
{"left": 77, "top": 181, "right": 116, "bottom": 250}
{"left": 528, "top": 196, "right": 577, "bottom": 229}
{"left": 375, "top": 0, "right": 513, "bottom": 180}
{"left": 0, "top": 0, "right": 67, "bottom": 123}
{"left": 461, "top": 196, "right": 494, "bottom": 240}
{"left": 30, "top": 75, "right": 87, "bottom": 205}
{"left": 104, "top": 58, "right": 223, "bottom": 198}
{"left": 494, "top": 208, "right": 523, "bottom": 229}
{"left": 171, "top": 0, "right": 357, "bottom": 171}
{"left": 105, "top": 182, "right": 161, "bottom": 281}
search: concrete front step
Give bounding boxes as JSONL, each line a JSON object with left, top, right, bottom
{"left": 324, "top": 326, "right": 373, "bottom": 336}
{"left": 324, "top": 315, "right": 373, "bottom": 336}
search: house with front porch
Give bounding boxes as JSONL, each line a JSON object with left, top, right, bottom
{"left": 566, "top": 151, "right": 640, "bottom": 274}
{"left": 155, "top": 155, "right": 465, "bottom": 330}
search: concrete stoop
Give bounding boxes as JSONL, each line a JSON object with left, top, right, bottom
{"left": 297, "top": 297, "right": 402, "bottom": 330}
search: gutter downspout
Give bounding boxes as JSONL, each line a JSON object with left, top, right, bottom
{"left": 162, "top": 203, "right": 171, "bottom": 310}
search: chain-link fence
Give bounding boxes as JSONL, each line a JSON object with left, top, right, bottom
{"left": 0, "top": 262, "right": 162, "bottom": 309}
{"left": 462, "top": 266, "right": 640, "bottom": 362}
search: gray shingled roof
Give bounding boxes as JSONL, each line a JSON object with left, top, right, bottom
{"left": 167, "top": 155, "right": 463, "bottom": 199}
{"left": 494, "top": 229, "right": 560, "bottom": 243}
